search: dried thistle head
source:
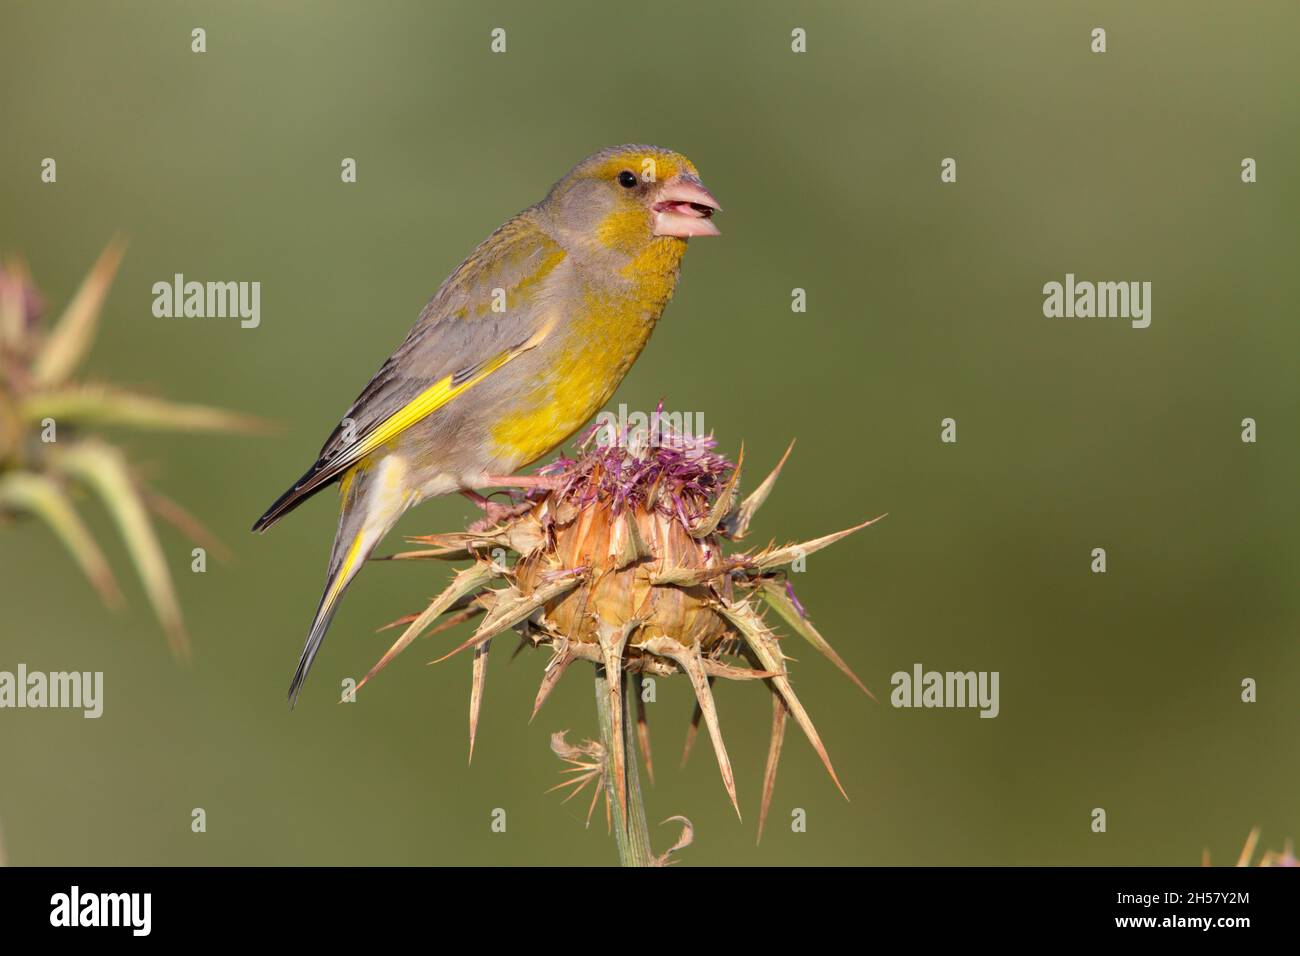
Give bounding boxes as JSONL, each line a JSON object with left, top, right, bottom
{"left": 361, "top": 410, "right": 884, "bottom": 839}
{"left": 0, "top": 240, "right": 268, "bottom": 656}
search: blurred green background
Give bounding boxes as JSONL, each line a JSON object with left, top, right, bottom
{"left": 1, "top": 0, "right": 1296, "bottom": 866}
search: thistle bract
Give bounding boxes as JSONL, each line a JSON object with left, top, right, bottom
{"left": 0, "top": 241, "right": 267, "bottom": 655}
{"left": 361, "top": 410, "right": 884, "bottom": 841}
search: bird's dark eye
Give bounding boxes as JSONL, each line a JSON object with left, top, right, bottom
{"left": 617, "top": 170, "right": 638, "bottom": 188}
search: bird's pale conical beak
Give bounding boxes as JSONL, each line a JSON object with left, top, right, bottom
{"left": 652, "top": 175, "right": 722, "bottom": 237}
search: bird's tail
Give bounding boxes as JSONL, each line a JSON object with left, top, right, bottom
{"left": 288, "top": 458, "right": 412, "bottom": 707}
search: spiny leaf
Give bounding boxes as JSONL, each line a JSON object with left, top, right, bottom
{"left": 376, "top": 593, "right": 485, "bottom": 633}
{"left": 468, "top": 639, "right": 491, "bottom": 764}
{"left": 643, "top": 635, "right": 741, "bottom": 820}
{"left": 757, "top": 694, "right": 788, "bottom": 845}
{"left": 140, "top": 483, "right": 232, "bottom": 563}
{"left": 747, "top": 513, "right": 887, "bottom": 571}
{"left": 701, "top": 659, "right": 780, "bottom": 681}
{"left": 726, "top": 439, "right": 794, "bottom": 540}
{"left": 0, "top": 257, "right": 34, "bottom": 349}
{"left": 720, "top": 596, "right": 846, "bottom": 800}
{"left": 31, "top": 237, "right": 126, "bottom": 387}
{"left": 690, "top": 444, "right": 743, "bottom": 538}
{"left": 381, "top": 547, "right": 475, "bottom": 561}
{"left": 1237, "top": 828, "right": 1260, "bottom": 867}
{"left": 23, "top": 385, "right": 272, "bottom": 434}
{"left": 632, "top": 671, "right": 654, "bottom": 786}
{"left": 758, "top": 578, "right": 875, "bottom": 700}
{"left": 55, "top": 439, "right": 189, "bottom": 658}
{"left": 424, "top": 603, "right": 486, "bottom": 638}
{"left": 648, "top": 558, "right": 739, "bottom": 587}
{"left": 430, "top": 570, "right": 585, "bottom": 665}
{"left": 0, "top": 470, "right": 123, "bottom": 609}
{"left": 531, "top": 643, "right": 576, "bottom": 721}
{"left": 354, "top": 561, "right": 497, "bottom": 695}
{"left": 402, "top": 529, "right": 513, "bottom": 552}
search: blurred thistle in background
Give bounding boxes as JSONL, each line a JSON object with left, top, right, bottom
{"left": 1204, "top": 829, "right": 1297, "bottom": 868}
{"left": 355, "top": 412, "right": 883, "bottom": 864}
{"left": 0, "top": 241, "right": 267, "bottom": 657}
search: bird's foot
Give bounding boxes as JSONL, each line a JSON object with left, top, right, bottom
{"left": 462, "top": 490, "right": 533, "bottom": 532}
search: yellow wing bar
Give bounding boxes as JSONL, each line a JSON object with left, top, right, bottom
{"left": 334, "top": 318, "right": 555, "bottom": 473}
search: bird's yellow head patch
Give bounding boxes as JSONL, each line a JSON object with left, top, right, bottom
{"left": 540, "top": 145, "right": 721, "bottom": 258}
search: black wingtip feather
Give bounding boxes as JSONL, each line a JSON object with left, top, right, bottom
{"left": 252, "top": 465, "right": 338, "bottom": 534}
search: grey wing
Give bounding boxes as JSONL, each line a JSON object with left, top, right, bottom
{"left": 252, "top": 211, "right": 566, "bottom": 532}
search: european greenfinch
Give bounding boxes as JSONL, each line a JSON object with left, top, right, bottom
{"left": 253, "top": 145, "right": 721, "bottom": 704}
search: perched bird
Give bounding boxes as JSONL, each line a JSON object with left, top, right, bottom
{"left": 253, "top": 144, "right": 722, "bottom": 705}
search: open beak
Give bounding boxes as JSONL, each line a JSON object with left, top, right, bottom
{"left": 652, "top": 174, "right": 722, "bottom": 238}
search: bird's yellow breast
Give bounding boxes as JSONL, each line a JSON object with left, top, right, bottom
{"left": 490, "top": 239, "right": 686, "bottom": 466}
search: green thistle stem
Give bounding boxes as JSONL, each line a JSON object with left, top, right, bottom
{"left": 594, "top": 668, "right": 653, "bottom": 866}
